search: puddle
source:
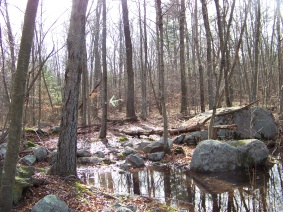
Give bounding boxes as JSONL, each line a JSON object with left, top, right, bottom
{"left": 78, "top": 161, "right": 283, "bottom": 211}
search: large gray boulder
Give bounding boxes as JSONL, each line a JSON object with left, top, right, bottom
{"left": 21, "top": 155, "right": 37, "bottom": 166}
{"left": 123, "top": 146, "right": 137, "bottom": 156}
{"left": 191, "top": 139, "right": 269, "bottom": 172}
{"left": 234, "top": 107, "right": 277, "bottom": 140}
{"left": 217, "top": 107, "right": 278, "bottom": 140}
{"left": 143, "top": 141, "right": 164, "bottom": 153}
{"left": 227, "top": 139, "right": 269, "bottom": 166}
{"left": 190, "top": 140, "right": 239, "bottom": 172}
{"left": 77, "top": 149, "right": 92, "bottom": 157}
{"left": 148, "top": 152, "right": 165, "bottom": 161}
{"left": 125, "top": 154, "right": 145, "bottom": 167}
{"left": 31, "top": 194, "right": 69, "bottom": 212}
{"left": 34, "top": 146, "right": 48, "bottom": 162}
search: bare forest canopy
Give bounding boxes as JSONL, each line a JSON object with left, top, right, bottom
{"left": 0, "top": 0, "right": 283, "bottom": 128}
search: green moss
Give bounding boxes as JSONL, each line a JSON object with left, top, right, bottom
{"left": 25, "top": 128, "right": 37, "bottom": 133}
{"left": 154, "top": 205, "right": 178, "bottom": 212}
{"left": 37, "top": 167, "right": 46, "bottom": 173}
{"left": 228, "top": 139, "right": 253, "bottom": 147}
{"left": 71, "top": 181, "right": 93, "bottom": 204}
{"left": 15, "top": 176, "right": 32, "bottom": 187}
{"left": 27, "top": 140, "right": 36, "bottom": 147}
{"left": 16, "top": 165, "right": 34, "bottom": 178}
{"left": 117, "top": 153, "right": 126, "bottom": 159}
{"left": 118, "top": 136, "right": 128, "bottom": 142}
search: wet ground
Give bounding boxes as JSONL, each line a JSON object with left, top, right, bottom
{"left": 72, "top": 134, "right": 283, "bottom": 212}
{"left": 78, "top": 160, "right": 283, "bottom": 211}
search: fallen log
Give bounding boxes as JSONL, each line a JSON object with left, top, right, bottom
{"left": 119, "top": 124, "right": 201, "bottom": 137}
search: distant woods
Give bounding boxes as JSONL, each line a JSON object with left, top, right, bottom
{"left": 0, "top": 0, "right": 282, "bottom": 129}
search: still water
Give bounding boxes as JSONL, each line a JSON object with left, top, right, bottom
{"left": 78, "top": 159, "right": 283, "bottom": 211}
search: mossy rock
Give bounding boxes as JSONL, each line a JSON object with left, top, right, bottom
{"left": 17, "top": 165, "right": 35, "bottom": 178}
{"left": 14, "top": 176, "right": 33, "bottom": 205}
{"left": 227, "top": 139, "right": 253, "bottom": 147}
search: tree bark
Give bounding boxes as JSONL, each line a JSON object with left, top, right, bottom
{"left": 0, "top": 0, "right": 39, "bottom": 210}
{"left": 200, "top": 0, "right": 213, "bottom": 110}
{"left": 194, "top": 0, "right": 205, "bottom": 113}
{"left": 121, "top": 0, "right": 137, "bottom": 120}
{"left": 251, "top": 0, "right": 261, "bottom": 103}
{"left": 138, "top": 0, "right": 147, "bottom": 120}
{"left": 156, "top": 0, "right": 169, "bottom": 152}
{"left": 179, "top": 0, "right": 188, "bottom": 114}
{"left": 277, "top": 0, "right": 283, "bottom": 113}
{"left": 99, "top": 0, "right": 107, "bottom": 139}
{"left": 50, "top": 0, "right": 88, "bottom": 177}
{"left": 93, "top": 0, "right": 102, "bottom": 118}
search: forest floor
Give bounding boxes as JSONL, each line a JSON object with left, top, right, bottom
{"left": 13, "top": 107, "right": 282, "bottom": 211}
{"left": 14, "top": 110, "right": 197, "bottom": 212}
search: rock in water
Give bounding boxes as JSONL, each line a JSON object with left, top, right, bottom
{"left": 190, "top": 139, "right": 269, "bottom": 172}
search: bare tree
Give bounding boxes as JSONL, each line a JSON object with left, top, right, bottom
{"left": 49, "top": 0, "right": 88, "bottom": 177}
{"left": 179, "top": 0, "right": 188, "bottom": 114}
{"left": 156, "top": 0, "right": 169, "bottom": 152}
{"left": 0, "top": 0, "right": 39, "bottom": 210}
{"left": 138, "top": 0, "right": 147, "bottom": 120}
{"left": 251, "top": 0, "right": 261, "bottom": 103}
{"left": 99, "top": 0, "right": 107, "bottom": 139}
{"left": 277, "top": 0, "right": 283, "bottom": 113}
{"left": 121, "top": 0, "right": 137, "bottom": 120}
{"left": 200, "top": 0, "right": 213, "bottom": 110}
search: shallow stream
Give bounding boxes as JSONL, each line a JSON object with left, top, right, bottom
{"left": 78, "top": 157, "right": 283, "bottom": 211}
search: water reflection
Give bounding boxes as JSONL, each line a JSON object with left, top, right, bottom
{"left": 78, "top": 163, "right": 283, "bottom": 211}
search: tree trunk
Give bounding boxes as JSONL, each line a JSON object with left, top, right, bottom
{"left": 156, "top": 0, "right": 169, "bottom": 152}
{"left": 200, "top": 0, "right": 213, "bottom": 110}
{"left": 49, "top": 0, "right": 88, "bottom": 177}
{"left": 194, "top": 0, "right": 205, "bottom": 113}
{"left": 143, "top": 0, "right": 149, "bottom": 115}
{"left": 118, "top": 19, "right": 123, "bottom": 112}
{"left": 208, "top": 0, "right": 226, "bottom": 139}
{"left": 81, "top": 37, "right": 88, "bottom": 126}
{"left": 93, "top": 0, "right": 102, "bottom": 118}
{"left": 179, "top": 0, "right": 187, "bottom": 114}
{"left": 121, "top": 0, "right": 137, "bottom": 120}
{"left": 251, "top": 0, "right": 261, "bottom": 103}
{"left": 0, "top": 0, "right": 39, "bottom": 210}
{"left": 99, "top": 0, "right": 107, "bottom": 139}
{"left": 277, "top": 0, "right": 283, "bottom": 113}
{"left": 138, "top": 0, "right": 147, "bottom": 120}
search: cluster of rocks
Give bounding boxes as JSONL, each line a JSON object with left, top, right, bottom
{"left": 0, "top": 144, "right": 50, "bottom": 205}
{"left": 173, "top": 107, "right": 278, "bottom": 146}
{"left": 118, "top": 137, "right": 174, "bottom": 170}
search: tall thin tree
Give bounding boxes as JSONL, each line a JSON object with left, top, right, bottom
{"left": 179, "top": 0, "right": 188, "bottom": 114}
{"left": 99, "top": 0, "right": 107, "bottom": 139}
{"left": 156, "top": 0, "right": 169, "bottom": 152}
{"left": 0, "top": 0, "right": 39, "bottom": 210}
